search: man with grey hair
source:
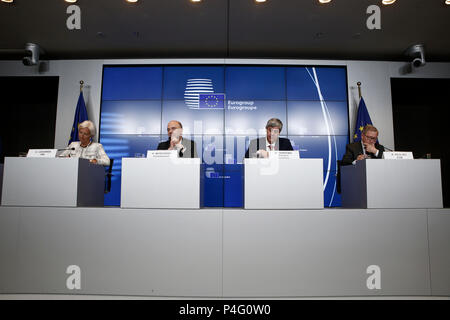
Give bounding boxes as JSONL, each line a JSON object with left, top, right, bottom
{"left": 341, "top": 124, "right": 385, "bottom": 165}
{"left": 245, "top": 118, "right": 293, "bottom": 158}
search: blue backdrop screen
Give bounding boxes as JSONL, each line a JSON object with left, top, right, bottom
{"left": 100, "top": 65, "right": 349, "bottom": 207}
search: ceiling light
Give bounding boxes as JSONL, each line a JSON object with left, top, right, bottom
{"left": 126, "top": 0, "right": 139, "bottom": 3}
{"left": 191, "top": 0, "right": 202, "bottom": 2}
{"left": 255, "top": 0, "right": 267, "bottom": 3}
{"left": 446, "top": 0, "right": 450, "bottom": 5}
{"left": 382, "top": 0, "right": 396, "bottom": 5}
{"left": 64, "top": 0, "right": 77, "bottom": 3}
{"left": 1, "top": 0, "right": 14, "bottom": 3}
{"left": 318, "top": 0, "right": 332, "bottom": 3}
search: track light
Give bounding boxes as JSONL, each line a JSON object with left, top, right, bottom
{"left": 405, "top": 44, "right": 426, "bottom": 68}
{"left": 22, "top": 43, "right": 41, "bottom": 66}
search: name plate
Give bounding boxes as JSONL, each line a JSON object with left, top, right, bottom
{"left": 269, "top": 150, "right": 300, "bottom": 159}
{"left": 146, "top": 150, "right": 178, "bottom": 158}
{"left": 27, "top": 149, "right": 58, "bottom": 158}
{"left": 382, "top": 151, "right": 414, "bottom": 160}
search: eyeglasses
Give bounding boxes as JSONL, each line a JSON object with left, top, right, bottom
{"left": 363, "top": 134, "right": 377, "bottom": 141}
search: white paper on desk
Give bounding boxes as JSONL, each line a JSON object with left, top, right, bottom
{"left": 26, "top": 149, "right": 57, "bottom": 158}
{"left": 146, "top": 150, "right": 178, "bottom": 158}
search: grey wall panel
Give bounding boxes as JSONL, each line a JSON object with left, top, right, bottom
{"left": 0, "top": 207, "right": 21, "bottom": 293}
{"left": 428, "top": 209, "right": 450, "bottom": 296}
{"left": 7, "top": 207, "right": 222, "bottom": 297}
{"left": 222, "top": 209, "right": 370, "bottom": 297}
{"left": 362, "top": 210, "right": 430, "bottom": 296}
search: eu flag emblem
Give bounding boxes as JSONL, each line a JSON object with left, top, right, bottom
{"left": 68, "top": 91, "right": 88, "bottom": 145}
{"left": 199, "top": 94, "right": 225, "bottom": 109}
{"left": 353, "top": 97, "right": 373, "bottom": 142}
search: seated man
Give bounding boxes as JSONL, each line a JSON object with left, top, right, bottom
{"left": 245, "top": 118, "right": 293, "bottom": 158}
{"left": 157, "top": 120, "right": 198, "bottom": 158}
{"left": 341, "top": 124, "right": 385, "bottom": 165}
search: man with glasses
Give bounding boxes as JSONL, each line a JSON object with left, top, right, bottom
{"left": 245, "top": 118, "right": 293, "bottom": 158}
{"left": 341, "top": 124, "right": 385, "bottom": 165}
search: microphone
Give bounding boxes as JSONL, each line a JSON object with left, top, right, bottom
{"left": 384, "top": 146, "right": 394, "bottom": 152}
{"left": 57, "top": 147, "right": 75, "bottom": 151}
{"left": 56, "top": 147, "right": 75, "bottom": 158}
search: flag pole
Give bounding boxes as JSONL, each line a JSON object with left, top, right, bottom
{"left": 357, "top": 81, "right": 362, "bottom": 99}
{"left": 80, "top": 80, "right": 84, "bottom": 92}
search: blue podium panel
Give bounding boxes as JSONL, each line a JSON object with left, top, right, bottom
{"left": 203, "top": 164, "right": 224, "bottom": 207}
{"left": 286, "top": 67, "right": 348, "bottom": 101}
{"left": 161, "top": 100, "right": 224, "bottom": 135}
{"left": 287, "top": 101, "right": 349, "bottom": 136}
{"left": 225, "top": 66, "right": 286, "bottom": 100}
{"left": 100, "top": 135, "right": 162, "bottom": 206}
{"left": 100, "top": 101, "right": 162, "bottom": 135}
{"left": 225, "top": 100, "right": 287, "bottom": 135}
{"left": 288, "top": 135, "right": 348, "bottom": 172}
{"left": 224, "top": 164, "right": 244, "bottom": 207}
{"left": 324, "top": 170, "right": 341, "bottom": 207}
{"left": 163, "top": 66, "right": 225, "bottom": 100}
{"left": 102, "top": 66, "right": 163, "bottom": 101}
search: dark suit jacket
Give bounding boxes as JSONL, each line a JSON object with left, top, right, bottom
{"left": 245, "top": 137, "right": 293, "bottom": 158}
{"left": 341, "top": 141, "right": 385, "bottom": 165}
{"left": 157, "top": 137, "right": 198, "bottom": 158}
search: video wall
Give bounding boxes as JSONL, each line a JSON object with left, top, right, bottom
{"left": 99, "top": 65, "right": 349, "bottom": 207}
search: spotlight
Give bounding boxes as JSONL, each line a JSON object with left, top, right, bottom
{"left": 405, "top": 44, "right": 426, "bottom": 68}
{"left": 382, "top": 0, "right": 396, "bottom": 5}
{"left": 22, "top": 43, "right": 40, "bottom": 66}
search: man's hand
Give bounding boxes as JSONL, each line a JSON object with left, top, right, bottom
{"left": 356, "top": 154, "right": 367, "bottom": 161}
{"left": 256, "top": 149, "right": 269, "bottom": 158}
{"left": 90, "top": 159, "right": 98, "bottom": 164}
{"left": 364, "top": 143, "right": 378, "bottom": 154}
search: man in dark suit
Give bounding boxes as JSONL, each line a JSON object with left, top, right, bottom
{"left": 157, "top": 120, "right": 198, "bottom": 158}
{"left": 245, "top": 118, "right": 293, "bottom": 158}
{"left": 341, "top": 124, "right": 385, "bottom": 165}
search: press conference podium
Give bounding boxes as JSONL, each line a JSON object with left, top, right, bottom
{"left": 244, "top": 158, "right": 324, "bottom": 209}
{"left": 121, "top": 158, "right": 202, "bottom": 209}
{"left": 0, "top": 163, "right": 3, "bottom": 204}
{"left": 1, "top": 157, "right": 105, "bottom": 207}
{"left": 341, "top": 159, "right": 443, "bottom": 208}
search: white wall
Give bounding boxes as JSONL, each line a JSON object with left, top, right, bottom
{"left": 1, "top": 59, "right": 449, "bottom": 149}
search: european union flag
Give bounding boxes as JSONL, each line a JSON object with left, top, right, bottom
{"left": 199, "top": 94, "right": 225, "bottom": 109}
{"left": 353, "top": 97, "right": 373, "bottom": 142}
{"left": 68, "top": 91, "right": 88, "bottom": 145}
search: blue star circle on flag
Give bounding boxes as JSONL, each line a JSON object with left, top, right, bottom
{"left": 199, "top": 94, "right": 225, "bottom": 109}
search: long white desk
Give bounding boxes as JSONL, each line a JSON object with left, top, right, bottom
{"left": 0, "top": 206, "right": 449, "bottom": 297}
{"left": 121, "top": 158, "right": 202, "bottom": 209}
{"left": 341, "top": 159, "right": 443, "bottom": 208}
{"left": 1, "top": 157, "right": 105, "bottom": 207}
{"left": 244, "top": 158, "right": 323, "bottom": 209}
